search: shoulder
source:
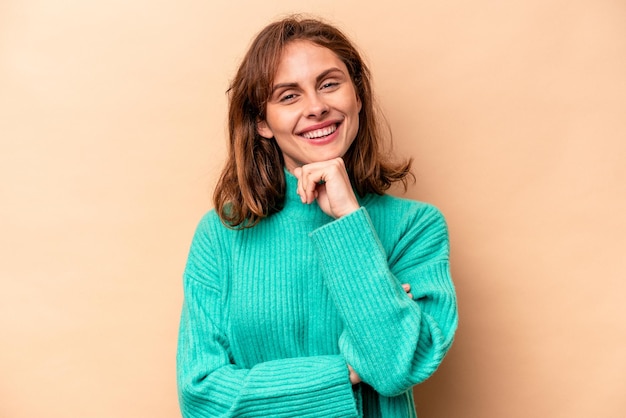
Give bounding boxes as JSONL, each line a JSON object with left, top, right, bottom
{"left": 362, "top": 194, "right": 449, "bottom": 258}
{"left": 192, "top": 209, "right": 222, "bottom": 238}
{"left": 195, "top": 209, "right": 224, "bottom": 229}
{"left": 184, "top": 210, "right": 235, "bottom": 287}
{"left": 365, "top": 195, "right": 449, "bottom": 255}
{"left": 188, "top": 209, "right": 237, "bottom": 254}
{"left": 365, "top": 194, "right": 447, "bottom": 230}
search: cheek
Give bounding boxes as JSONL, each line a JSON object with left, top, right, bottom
{"left": 350, "top": 97, "right": 361, "bottom": 125}
{"left": 267, "top": 109, "right": 298, "bottom": 134}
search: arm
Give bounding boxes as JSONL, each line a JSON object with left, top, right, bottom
{"left": 177, "top": 214, "right": 359, "bottom": 417}
{"left": 309, "top": 205, "right": 457, "bottom": 397}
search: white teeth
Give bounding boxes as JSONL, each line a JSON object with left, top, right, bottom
{"left": 301, "top": 124, "right": 337, "bottom": 139}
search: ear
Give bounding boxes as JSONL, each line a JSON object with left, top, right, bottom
{"left": 256, "top": 119, "right": 274, "bottom": 139}
{"left": 356, "top": 94, "right": 362, "bottom": 113}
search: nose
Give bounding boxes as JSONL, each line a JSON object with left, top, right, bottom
{"left": 304, "top": 93, "right": 329, "bottom": 118}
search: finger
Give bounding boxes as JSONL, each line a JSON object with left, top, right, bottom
{"left": 304, "top": 170, "right": 318, "bottom": 204}
{"left": 301, "top": 167, "right": 325, "bottom": 204}
{"left": 299, "top": 179, "right": 309, "bottom": 203}
{"left": 402, "top": 284, "right": 413, "bottom": 299}
{"left": 293, "top": 167, "right": 306, "bottom": 203}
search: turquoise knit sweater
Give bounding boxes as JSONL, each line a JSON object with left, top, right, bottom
{"left": 177, "top": 170, "right": 457, "bottom": 417}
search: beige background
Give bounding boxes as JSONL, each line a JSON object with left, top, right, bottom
{"left": 1, "top": 0, "right": 625, "bottom": 417}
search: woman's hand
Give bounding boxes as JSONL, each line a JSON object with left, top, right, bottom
{"left": 292, "top": 158, "right": 360, "bottom": 219}
{"left": 402, "top": 283, "right": 413, "bottom": 299}
{"left": 347, "top": 364, "right": 362, "bottom": 385}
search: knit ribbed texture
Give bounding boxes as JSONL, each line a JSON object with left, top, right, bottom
{"left": 177, "top": 169, "right": 457, "bottom": 417}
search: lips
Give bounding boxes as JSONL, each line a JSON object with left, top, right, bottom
{"left": 300, "top": 124, "right": 338, "bottom": 139}
{"left": 297, "top": 121, "right": 341, "bottom": 140}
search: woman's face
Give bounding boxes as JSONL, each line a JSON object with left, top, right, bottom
{"left": 257, "top": 40, "right": 362, "bottom": 172}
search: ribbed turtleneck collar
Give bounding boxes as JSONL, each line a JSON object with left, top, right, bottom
{"left": 279, "top": 168, "right": 331, "bottom": 222}
{"left": 282, "top": 168, "right": 303, "bottom": 204}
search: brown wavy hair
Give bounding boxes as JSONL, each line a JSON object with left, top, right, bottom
{"left": 214, "top": 15, "right": 413, "bottom": 228}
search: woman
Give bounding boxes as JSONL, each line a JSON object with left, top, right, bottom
{"left": 177, "top": 16, "right": 457, "bottom": 417}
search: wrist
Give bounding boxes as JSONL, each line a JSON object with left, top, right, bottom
{"left": 335, "top": 203, "right": 360, "bottom": 219}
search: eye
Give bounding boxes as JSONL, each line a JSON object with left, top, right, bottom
{"left": 279, "top": 93, "right": 297, "bottom": 102}
{"left": 320, "top": 81, "right": 340, "bottom": 91}
{"left": 275, "top": 90, "right": 300, "bottom": 103}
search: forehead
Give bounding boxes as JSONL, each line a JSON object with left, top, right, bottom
{"left": 273, "top": 40, "right": 348, "bottom": 82}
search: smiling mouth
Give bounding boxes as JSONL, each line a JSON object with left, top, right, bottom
{"left": 300, "top": 123, "right": 338, "bottom": 140}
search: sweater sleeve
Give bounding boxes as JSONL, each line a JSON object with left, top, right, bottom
{"left": 176, "top": 214, "right": 359, "bottom": 418}
{"left": 309, "top": 204, "right": 457, "bottom": 397}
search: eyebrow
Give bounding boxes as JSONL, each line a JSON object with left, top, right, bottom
{"left": 270, "top": 67, "right": 345, "bottom": 95}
